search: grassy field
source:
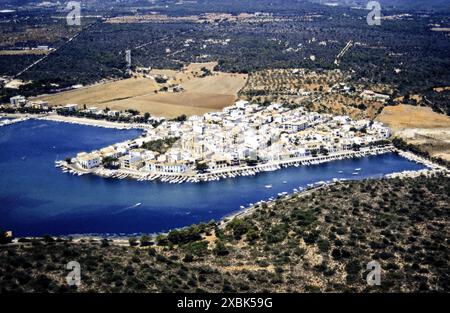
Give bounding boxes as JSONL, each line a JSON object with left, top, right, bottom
{"left": 0, "top": 50, "right": 50, "bottom": 56}
{"left": 35, "top": 62, "right": 248, "bottom": 118}
{"left": 377, "top": 105, "right": 450, "bottom": 160}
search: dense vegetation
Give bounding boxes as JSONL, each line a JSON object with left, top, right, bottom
{"left": 1, "top": 3, "right": 449, "bottom": 116}
{"left": 141, "top": 137, "right": 180, "bottom": 154}
{"left": 1, "top": 174, "right": 448, "bottom": 293}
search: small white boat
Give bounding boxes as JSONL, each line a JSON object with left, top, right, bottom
{"left": 265, "top": 185, "right": 272, "bottom": 189}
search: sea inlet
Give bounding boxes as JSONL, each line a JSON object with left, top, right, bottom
{"left": 0, "top": 119, "right": 427, "bottom": 236}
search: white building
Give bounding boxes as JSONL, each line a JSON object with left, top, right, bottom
{"left": 147, "top": 161, "right": 188, "bottom": 173}
{"left": 107, "top": 110, "right": 119, "bottom": 117}
{"left": 76, "top": 152, "right": 101, "bottom": 170}
{"left": 10, "top": 95, "right": 27, "bottom": 107}
{"left": 62, "top": 104, "right": 78, "bottom": 112}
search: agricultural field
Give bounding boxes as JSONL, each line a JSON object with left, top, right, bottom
{"left": 377, "top": 105, "right": 450, "bottom": 161}
{"left": 35, "top": 62, "right": 247, "bottom": 118}
{"left": 0, "top": 49, "right": 50, "bottom": 56}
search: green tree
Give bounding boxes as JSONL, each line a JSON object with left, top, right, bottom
{"left": 213, "top": 240, "right": 229, "bottom": 256}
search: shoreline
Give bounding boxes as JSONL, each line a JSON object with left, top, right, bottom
{"left": 12, "top": 168, "right": 448, "bottom": 244}
{"left": 38, "top": 114, "right": 151, "bottom": 130}
{"left": 0, "top": 116, "right": 31, "bottom": 127}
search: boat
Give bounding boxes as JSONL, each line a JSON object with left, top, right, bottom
{"left": 265, "top": 185, "right": 272, "bottom": 189}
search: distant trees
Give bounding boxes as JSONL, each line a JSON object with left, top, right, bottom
{"left": 195, "top": 161, "right": 209, "bottom": 173}
{"left": 102, "top": 156, "right": 119, "bottom": 169}
{"left": 167, "top": 225, "right": 204, "bottom": 245}
{"left": 172, "top": 114, "right": 187, "bottom": 122}
{"left": 128, "top": 237, "right": 138, "bottom": 247}
{"left": 0, "top": 229, "right": 13, "bottom": 245}
{"left": 140, "top": 235, "right": 153, "bottom": 247}
{"left": 141, "top": 137, "right": 179, "bottom": 154}
{"left": 213, "top": 240, "right": 229, "bottom": 256}
{"left": 226, "top": 219, "right": 254, "bottom": 240}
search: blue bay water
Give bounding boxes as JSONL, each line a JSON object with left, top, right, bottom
{"left": 0, "top": 119, "right": 427, "bottom": 236}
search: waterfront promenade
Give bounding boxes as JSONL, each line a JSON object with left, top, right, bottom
{"left": 58, "top": 145, "right": 412, "bottom": 184}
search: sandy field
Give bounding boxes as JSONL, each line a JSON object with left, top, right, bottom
{"left": 35, "top": 62, "right": 247, "bottom": 118}
{"left": 377, "top": 105, "right": 450, "bottom": 161}
{"left": 34, "top": 78, "right": 160, "bottom": 107}
{"left": 0, "top": 49, "right": 50, "bottom": 55}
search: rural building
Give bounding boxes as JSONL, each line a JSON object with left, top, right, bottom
{"left": 360, "top": 90, "right": 390, "bottom": 103}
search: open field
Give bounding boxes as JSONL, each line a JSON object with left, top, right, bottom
{"left": 377, "top": 104, "right": 450, "bottom": 130}
{"left": 377, "top": 105, "right": 450, "bottom": 160}
{"left": 0, "top": 49, "right": 50, "bottom": 56}
{"left": 34, "top": 78, "right": 160, "bottom": 106}
{"left": 34, "top": 62, "right": 247, "bottom": 118}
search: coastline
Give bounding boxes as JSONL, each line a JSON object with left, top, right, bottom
{"left": 11, "top": 168, "right": 448, "bottom": 244}
{"left": 3, "top": 114, "right": 448, "bottom": 241}
{"left": 58, "top": 145, "right": 400, "bottom": 183}
{"left": 38, "top": 114, "right": 151, "bottom": 130}
{"left": 222, "top": 162, "right": 448, "bottom": 228}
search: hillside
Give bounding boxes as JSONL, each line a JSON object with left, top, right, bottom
{"left": 1, "top": 174, "right": 448, "bottom": 293}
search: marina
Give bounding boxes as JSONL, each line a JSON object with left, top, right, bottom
{"left": 58, "top": 145, "right": 402, "bottom": 184}
{"left": 0, "top": 119, "right": 431, "bottom": 237}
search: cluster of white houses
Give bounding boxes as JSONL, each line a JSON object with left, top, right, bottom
{"left": 73, "top": 100, "right": 391, "bottom": 174}
{"left": 8, "top": 95, "right": 50, "bottom": 110}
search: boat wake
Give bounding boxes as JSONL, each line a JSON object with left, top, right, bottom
{"left": 114, "top": 203, "right": 142, "bottom": 214}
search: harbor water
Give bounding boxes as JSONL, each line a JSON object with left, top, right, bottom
{"left": 0, "top": 120, "right": 428, "bottom": 236}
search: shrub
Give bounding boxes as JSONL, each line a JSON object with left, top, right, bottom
{"left": 214, "top": 240, "right": 230, "bottom": 256}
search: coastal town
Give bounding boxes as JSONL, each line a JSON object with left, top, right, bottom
{"left": 52, "top": 99, "right": 397, "bottom": 183}
{"left": 2, "top": 86, "right": 446, "bottom": 184}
